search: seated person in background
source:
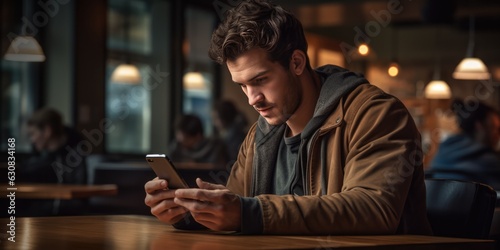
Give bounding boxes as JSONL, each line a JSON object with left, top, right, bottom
{"left": 212, "top": 99, "right": 249, "bottom": 163}
{"left": 18, "top": 107, "right": 87, "bottom": 216}
{"left": 145, "top": 0, "right": 431, "bottom": 235}
{"left": 167, "top": 114, "right": 228, "bottom": 165}
{"left": 429, "top": 99, "right": 500, "bottom": 190}
{"left": 20, "top": 107, "right": 86, "bottom": 184}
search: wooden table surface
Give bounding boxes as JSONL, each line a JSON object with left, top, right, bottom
{"left": 0, "top": 215, "right": 494, "bottom": 250}
{"left": 0, "top": 183, "right": 118, "bottom": 199}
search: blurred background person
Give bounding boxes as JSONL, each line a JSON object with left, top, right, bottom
{"left": 212, "top": 100, "right": 248, "bottom": 163}
{"left": 428, "top": 99, "right": 500, "bottom": 190}
{"left": 18, "top": 107, "right": 87, "bottom": 216}
{"left": 20, "top": 107, "right": 87, "bottom": 184}
{"left": 167, "top": 114, "right": 228, "bottom": 165}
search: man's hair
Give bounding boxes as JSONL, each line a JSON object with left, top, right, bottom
{"left": 175, "top": 114, "right": 204, "bottom": 137}
{"left": 208, "top": 0, "right": 309, "bottom": 70}
{"left": 27, "top": 107, "right": 64, "bottom": 136}
{"left": 452, "top": 99, "right": 497, "bottom": 136}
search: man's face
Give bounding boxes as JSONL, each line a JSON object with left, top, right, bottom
{"left": 27, "top": 125, "right": 50, "bottom": 152}
{"left": 176, "top": 131, "right": 200, "bottom": 150}
{"left": 227, "top": 48, "right": 302, "bottom": 126}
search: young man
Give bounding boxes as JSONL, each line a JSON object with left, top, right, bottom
{"left": 145, "top": 0, "right": 431, "bottom": 235}
{"left": 167, "top": 114, "right": 228, "bottom": 165}
{"left": 429, "top": 99, "right": 500, "bottom": 189}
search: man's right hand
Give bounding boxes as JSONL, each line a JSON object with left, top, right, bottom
{"left": 144, "top": 178, "right": 189, "bottom": 224}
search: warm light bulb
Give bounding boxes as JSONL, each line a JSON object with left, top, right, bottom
{"left": 453, "top": 57, "right": 490, "bottom": 80}
{"left": 4, "top": 36, "right": 46, "bottom": 62}
{"left": 358, "top": 44, "right": 369, "bottom": 56}
{"left": 111, "top": 64, "right": 142, "bottom": 84}
{"left": 424, "top": 80, "right": 451, "bottom": 99}
{"left": 388, "top": 63, "right": 399, "bottom": 77}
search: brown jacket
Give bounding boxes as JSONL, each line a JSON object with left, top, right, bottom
{"left": 227, "top": 83, "right": 432, "bottom": 235}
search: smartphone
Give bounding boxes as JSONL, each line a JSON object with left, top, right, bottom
{"left": 145, "top": 154, "right": 189, "bottom": 189}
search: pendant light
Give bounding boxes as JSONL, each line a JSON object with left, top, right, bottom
{"left": 452, "top": 15, "right": 490, "bottom": 80}
{"left": 4, "top": 0, "right": 45, "bottom": 62}
{"left": 425, "top": 26, "right": 451, "bottom": 99}
{"left": 111, "top": 2, "right": 141, "bottom": 84}
{"left": 4, "top": 36, "right": 46, "bottom": 62}
{"left": 387, "top": 28, "right": 400, "bottom": 77}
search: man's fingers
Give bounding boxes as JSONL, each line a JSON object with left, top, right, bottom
{"left": 144, "top": 189, "right": 176, "bottom": 207}
{"left": 145, "top": 179, "right": 168, "bottom": 194}
{"left": 196, "top": 178, "right": 226, "bottom": 190}
{"left": 174, "top": 197, "right": 218, "bottom": 213}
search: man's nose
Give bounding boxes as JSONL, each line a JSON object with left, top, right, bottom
{"left": 247, "top": 87, "right": 263, "bottom": 106}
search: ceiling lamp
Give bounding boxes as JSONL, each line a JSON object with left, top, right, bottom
{"left": 425, "top": 26, "right": 451, "bottom": 99}
{"left": 387, "top": 28, "right": 400, "bottom": 77}
{"left": 183, "top": 72, "right": 206, "bottom": 89}
{"left": 453, "top": 57, "right": 490, "bottom": 80}
{"left": 425, "top": 80, "right": 451, "bottom": 99}
{"left": 111, "top": 64, "right": 141, "bottom": 84}
{"left": 358, "top": 44, "right": 369, "bottom": 56}
{"left": 110, "top": 1, "right": 141, "bottom": 84}
{"left": 387, "top": 63, "right": 399, "bottom": 77}
{"left": 4, "top": 36, "right": 46, "bottom": 62}
{"left": 453, "top": 16, "right": 490, "bottom": 80}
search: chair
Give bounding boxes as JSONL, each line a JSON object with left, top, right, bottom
{"left": 425, "top": 178, "right": 496, "bottom": 239}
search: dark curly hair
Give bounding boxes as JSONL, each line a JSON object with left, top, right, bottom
{"left": 208, "top": 0, "right": 310, "bottom": 70}
{"left": 175, "top": 114, "right": 204, "bottom": 137}
{"left": 27, "top": 107, "right": 64, "bottom": 136}
{"left": 452, "top": 98, "right": 497, "bottom": 136}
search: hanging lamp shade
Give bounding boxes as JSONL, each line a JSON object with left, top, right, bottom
{"left": 4, "top": 36, "right": 45, "bottom": 62}
{"left": 452, "top": 57, "right": 490, "bottom": 80}
{"left": 424, "top": 80, "right": 451, "bottom": 99}
{"left": 183, "top": 72, "right": 206, "bottom": 89}
{"left": 111, "top": 64, "right": 141, "bottom": 84}
{"left": 453, "top": 15, "right": 490, "bottom": 80}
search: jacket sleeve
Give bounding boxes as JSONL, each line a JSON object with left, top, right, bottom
{"left": 256, "top": 92, "right": 423, "bottom": 235}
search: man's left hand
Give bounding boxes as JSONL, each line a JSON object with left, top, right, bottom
{"left": 174, "top": 178, "right": 241, "bottom": 231}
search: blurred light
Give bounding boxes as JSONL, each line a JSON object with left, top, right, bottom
{"left": 452, "top": 57, "right": 490, "bottom": 80}
{"left": 424, "top": 80, "right": 451, "bottom": 99}
{"left": 358, "top": 44, "right": 369, "bottom": 56}
{"left": 183, "top": 72, "right": 205, "bottom": 89}
{"left": 4, "top": 36, "right": 45, "bottom": 62}
{"left": 111, "top": 64, "right": 141, "bottom": 84}
{"left": 388, "top": 63, "right": 399, "bottom": 77}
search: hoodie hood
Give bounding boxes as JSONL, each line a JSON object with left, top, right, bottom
{"left": 252, "top": 65, "right": 368, "bottom": 196}
{"left": 256, "top": 65, "right": 368, "bottom": 140}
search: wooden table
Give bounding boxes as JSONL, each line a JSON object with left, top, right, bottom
{"left": 0, "top": 215, "right": 494, "bottom": 250}
{"left": 0, "top": 183, "right": 118, "bottom": 199}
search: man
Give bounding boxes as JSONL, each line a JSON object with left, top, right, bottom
{"left": 429, "top": 99, "right": 500, "bottom": 189}
{"left": 167, "top": 114, "right": 228, "bottom": 165}
{"left": 145, "top": 0, "right": 431, "bottom": 235}
{"left": 21, "top": 107, "right": 86, "bottom": 184}
{"left": 19, "top": 107, "right": 86, "bottom": 216}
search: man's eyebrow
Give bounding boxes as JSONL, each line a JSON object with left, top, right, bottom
{"left": 233, "top": 70, "right": 269, "bottom": 85}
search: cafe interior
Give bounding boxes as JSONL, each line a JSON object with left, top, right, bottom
{"left": 1, "top": 0, "right": 500, "bottom": 249}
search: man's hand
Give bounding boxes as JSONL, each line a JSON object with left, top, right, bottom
{"left": 174, "top": 178, "right": 241, "bottom": 231}
{"left": 144, "top": 178, "right": 189, "bottom": 224}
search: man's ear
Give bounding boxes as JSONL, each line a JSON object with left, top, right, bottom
{"left": 289, "top": 50, "right": 306, "bottom": 76}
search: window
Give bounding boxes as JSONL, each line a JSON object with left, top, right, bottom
{"left": 182, "top": 7, "right": 217, "bottom": 136}
{"left": 106, "top": 0, "right": 171, "bottom": 153}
